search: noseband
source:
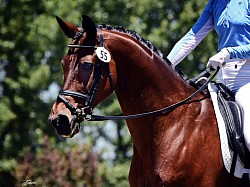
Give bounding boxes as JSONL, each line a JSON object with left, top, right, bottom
{"left": 57, "top": 29, "right": 114, "bottom": 121}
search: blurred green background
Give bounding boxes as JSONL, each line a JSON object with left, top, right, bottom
{"left": 0, "top": 0, "right": 217, "bottom": 186}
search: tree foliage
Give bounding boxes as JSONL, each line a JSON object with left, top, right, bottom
{"left": 0, "top": 0, "right": 216, "bottom": 186}
{"left": 16, "top": 136, "right": 101, "bottom": 187}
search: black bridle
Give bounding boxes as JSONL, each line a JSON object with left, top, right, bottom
{"left": 57, "top": 29, "right": 114, "bottom": 121}
{"left": 56, "top": 28, "right": 219, "bottom": 122}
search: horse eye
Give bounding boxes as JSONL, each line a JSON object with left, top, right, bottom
{"left": 83, "top": 62, "right": 93, "bottom": 70}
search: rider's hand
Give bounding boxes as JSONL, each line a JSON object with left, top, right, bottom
{"left": 206, "top": 48, "right": 230, "bottom": 69}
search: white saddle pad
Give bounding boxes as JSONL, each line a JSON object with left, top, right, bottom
{"left": 208, "top": 83, "right": 250, "bottom": 178}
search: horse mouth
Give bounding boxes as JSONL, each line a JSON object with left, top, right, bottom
{"left": 52, "top": 114, "right": 81, "bottom": 138}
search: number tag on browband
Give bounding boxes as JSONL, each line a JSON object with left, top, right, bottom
{"left": 96, "top": 47, "right": 111, "bottom": 63}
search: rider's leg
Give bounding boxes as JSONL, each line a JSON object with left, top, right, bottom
{"left": 235, "top": 82, "right": 250, "bottom": 151}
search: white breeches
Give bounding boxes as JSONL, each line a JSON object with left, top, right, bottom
{"left": 217, "top": 59, "right": 250, "bottom": 151}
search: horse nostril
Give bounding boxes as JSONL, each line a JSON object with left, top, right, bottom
{"left": 49, "top": 114, "right": 69, "bottom": 127}
{"left": 57, "top": 114, "right": 70, "bottom": 125}
{"left": 49, "top": 114, "right": 71, "bottom": 136}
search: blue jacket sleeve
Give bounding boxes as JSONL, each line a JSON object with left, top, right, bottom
{"left": 167, "top": 0, "right": 214, "bottom": 66}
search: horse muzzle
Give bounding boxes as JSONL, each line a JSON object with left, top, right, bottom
{"left": 49, "top": 90, "right": 94, "bottom": 137}
{"left": 49, "top": 113, "right": 82, "bottom": 138}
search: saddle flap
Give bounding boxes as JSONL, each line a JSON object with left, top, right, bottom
{"left": 227, "top": 101, "right": 244, "bottom": 141}
{"left": 208, "top": 82, "right": 250, "bottom": 178}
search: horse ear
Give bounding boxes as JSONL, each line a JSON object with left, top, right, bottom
{"left": 82, "top": 15, "right": 97, "bottom": 40}
{"left": 56, "top": 16, "right": 78, "bottom": 38}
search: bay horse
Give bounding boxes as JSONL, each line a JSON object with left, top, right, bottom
{"left": 49, "top": 15, "right": 246, "bottom": 186}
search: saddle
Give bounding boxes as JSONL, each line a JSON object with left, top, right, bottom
{"left": 189, "top": 69, "right": 250, "bottom": 181}
{"left": 215, "top": 83, "right": 250, "bottom": 165}
{"left": 213, "top": 83, "right": 250, "bottom": 170}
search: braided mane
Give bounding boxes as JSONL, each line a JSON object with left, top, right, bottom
{"left": 98, "top": 24, "right": 171, "bottom": 66}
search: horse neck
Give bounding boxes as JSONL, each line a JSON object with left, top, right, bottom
{"left": 103, "top": 31, "right": 217, "bottom": 179}
{"left": 104, "top": 30, "right": 192, "bottom": 115}
{"left": 96, "top": 30, "right": 225, "bottom": 185}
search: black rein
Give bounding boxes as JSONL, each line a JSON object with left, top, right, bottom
{"left": 88, "top": 67, "right": 219, "bottom": 121}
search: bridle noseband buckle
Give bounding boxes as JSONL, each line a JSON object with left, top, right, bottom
{"left": 75, "top": 107, "right": 92, "bottom": 120}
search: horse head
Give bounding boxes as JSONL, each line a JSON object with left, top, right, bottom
{"left": 49, "top": 15, "right": 116, "bottom": 138}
